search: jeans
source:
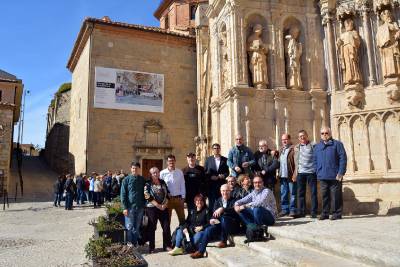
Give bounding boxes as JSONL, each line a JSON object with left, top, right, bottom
{"left": 125, "top": 207, "right": 144, "bottom": 245}
{"left": 76, "top": 189, "right": 85, "bottom": 204}
{"left": 238, "top": 207, "right": 275, "bottom": 226}
{"left": 297, "top": 173, "right": 318, "bottom": 215}
{"left": 175, "top": 228, "right": 205, "bottom": 249}
{"left": 320, "top": 179, "right": 342, "bottom": 217}
{"left": 93, "top": 192, "right": 100, "bottom": 207}
{"left": 280, "top": 178, "right": 297, "bottom": 213}
{"left": 65, "top": 192, "right": 73, "bottom": 210}
{"left": 54, "top": 193, "right": 61, "bottom": 206}
{"left": 89, "top": 191, "right": 94, "bottom": 202}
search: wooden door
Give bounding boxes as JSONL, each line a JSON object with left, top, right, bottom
{"left": 141, "top": 159, "right": 163, "bottom": 179}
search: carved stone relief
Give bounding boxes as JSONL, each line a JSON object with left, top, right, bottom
{"left": 219, "top": 27, "right": 230, "bottom": 91}
{"left": 285, "top": 26, "right": 303, "bottom": 90}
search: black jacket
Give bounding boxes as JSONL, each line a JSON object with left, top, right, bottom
{"left": 182, "top": 165, "right": 206, "bottom": 202}
{"left": 183, "top": 207, "right": 210, "bottom": 235}
{"left": 205, "top": 156, "right": 229, "bottom": 194}
{"left": 253, "top": 150, "right": 279, "bottom": 185}
{"left": 53, "top": 179, "right": 63, "bottom": 194}
{"left": 213, "top": 197, "right": 238, "bottom": 219}
{"left": 64, "top": 178, "right": 76, "bottom": 193}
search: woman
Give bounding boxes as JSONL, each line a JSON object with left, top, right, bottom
{"left": 93, "top": 175, "right": 103, "bottom": 208}
{"left": 144, "top": 167, "right": 171, "bottom": 254}
{"left": 237, "top": 174, "right": 253, "bottom": 199}
{"left": 168, "top": 194, "right": 210, "bottom": 256}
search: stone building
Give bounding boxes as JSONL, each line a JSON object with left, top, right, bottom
{"left": 66, "top": 12, "right": 198, "bottom": 176}
{"left": 57, "top": 0, "right": 400, "bottom": 214}
{"left": 0, "top": 69, "right": 23, "bottom": 196}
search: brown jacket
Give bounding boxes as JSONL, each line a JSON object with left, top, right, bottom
{"left": 278, "top": 145, "right": 296, "bottom": 182}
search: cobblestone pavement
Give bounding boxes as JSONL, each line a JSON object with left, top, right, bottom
{"left": 0, "top": 202, "right": 216, "bottom": 267}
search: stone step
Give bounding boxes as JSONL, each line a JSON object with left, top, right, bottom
{"left": 268, "top": 217, "right": 400, "bottom": 267}
{"left": 207, "top": 242, "right": 278, "bottom": 267}
{"left": 233, "top": 235, "right": 369, "bottom": 267}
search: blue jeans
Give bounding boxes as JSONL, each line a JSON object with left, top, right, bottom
{"left": 297, "top": 173, "right": 318, "bottom": 215}
{"left": 175, "top": 228, "right": 205, "bottom": 248}
{"left": 238, "top": 207, "right": 275, "bottom": 226}
{"left": 65, "top": 192, "right": 73, "bottom": 210}
{"left": 125, "top": 207, "right": 144, "bottom": 245}
{"left": 280, "top": 178, "right": 297, "bottom": 213}
{"left": 54, "top": 193, "right": 61, "bottom": 206}
{"left": 77, "top": 189, "right": 85, "bottom": 204}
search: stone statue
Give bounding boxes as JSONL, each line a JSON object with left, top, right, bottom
{"left": 220, "top": 31, "right": 230, "bottom": 91}
{"left": 337, "top": 18, "right": 362, "bottom": 85}
{"left": 376, "top": 8, "right": 400, "bottom": 103}
{"left": 247, "top": 24, "right": 268, "bottom": 89}
{"left": 285, "top": 26, "right": 303, "bottom": 90}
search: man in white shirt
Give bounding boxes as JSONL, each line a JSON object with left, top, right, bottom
{"left": 160, "top": 154, "right": 186, "bottom": 224}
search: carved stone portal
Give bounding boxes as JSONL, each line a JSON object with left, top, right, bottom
{"left": 247, "top": 24, "right": 268, "bottom": 89}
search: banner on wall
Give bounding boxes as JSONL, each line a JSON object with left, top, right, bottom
{"left": 94, "top": 66, "right": 164, "bottom": 113}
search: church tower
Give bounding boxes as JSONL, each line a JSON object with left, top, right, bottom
{"left": 154, "top": 0, "right": 208, "bottom": 34}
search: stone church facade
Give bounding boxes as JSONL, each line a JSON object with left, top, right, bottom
{"left": 61, "top": 0, "right": 399, "bottom": 214}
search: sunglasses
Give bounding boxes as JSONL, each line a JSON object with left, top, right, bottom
{"left": 321, "top": 132, "right": 329, "bottom": 135}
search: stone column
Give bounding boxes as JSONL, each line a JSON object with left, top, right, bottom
{"left": 321, "top": 9, "right": 339, "bottom": 92}
{"left": 357, "top": 2, "right": 376, "bottom": 86}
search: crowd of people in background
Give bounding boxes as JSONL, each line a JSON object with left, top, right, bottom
{"left": 53, "top": 126, "right": 347, "bottom": 258}
{"left": 53, "top": 170, "right": 125, "bottom": 210}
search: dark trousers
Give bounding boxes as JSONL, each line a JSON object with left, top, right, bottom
{"left": 54, "top": 193, "right": 61, "bottom": 206}
{"left": 93, "top": 192, "right": 100, "bottom": 207}
{"left": 297, "top": 173, "right": 318, "bottom": 215}
{"left": 238, "top": 207, "right": 275, "bottom": 226}
{"left": 146, "top": 207, "right": 171, "bottom": 250}
{"left": 208, "top": 188, "right": 220, "bottom": 214}
{"left": 65, "top": 192, "right": 73, "bottom": 210}
{"left": 89, "top": 191, "right": 94, "bottom": 202}
{"left": 320, "top": 179, "right": 342, "bottom": 216}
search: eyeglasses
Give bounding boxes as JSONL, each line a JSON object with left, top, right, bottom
{"left": 321, "top": 132, "right": 329, "bottom": 135}
{"left": 236, "top": 138, "right": 242, "bottom": 140}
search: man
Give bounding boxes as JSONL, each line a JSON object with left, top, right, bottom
{"left": 120, "top": 162, "right": 145, "bottom": 246}
{"left": 234, "top": 175, "right": 277, "bottom": 228}
{"left": 182, "top": 152, "right": 206, "bottom": 212}
{"left": 64, "top": 174, "right": 75, "bottom": 210}
{"left": 278, "top": 133, "right": 297, "bottom": 217}
{"left": 314, "top": 127, "right": 347, "bottom": 220}
{"left": 53, "top": 175, "right": 63, "bottom": 207}
{"left": 226, "top": 176, "right": 241, "bottom": 200}
{"left": 75, "top": 174, "right": 85, "bottom": 205}
{"left": 294, "top": 130, "right": 318, "bottom": 218}
{"left": 205, "top": 143, "right": 229, "bottom": 214}
{"left": 227, "top": 134, "right": 255, "bottom": 177}
{"left": 253, "top": 139, "right": 279, "bottom": 191}
{"left": 103, "top": 170, "right": 113, "bottom": 202}
{"left": 190, "top": 184, "right": 240, "bottom": 259}
{"left": 160, "top": 154, "right": 186, "bottom": 224}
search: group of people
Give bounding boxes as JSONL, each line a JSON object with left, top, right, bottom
{"left": 53, "top": 170, "right": 125, "bottom": 210}
{"left": 120, "top": 126, "right": 347, "bottom": 258}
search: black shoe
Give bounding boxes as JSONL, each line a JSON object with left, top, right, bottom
{"left": 297, "top": 213, "right": 306, "bottom": 218}
{"left": 330, "top": 215, "right": 342, "bottom": 220}
{"left": 319, "top": 214, "right": 329, "bottom": 220}
{"left": 279, "top": 211, "right": 289, "bottom": 217}
{"left": 310, "top": 214, "right": 317, "bottom": 218}
{"left": 289, "top": 212, "right": 299, "bottom": 218}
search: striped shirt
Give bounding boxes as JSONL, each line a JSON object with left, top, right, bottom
{"left": 298, "top": 143, "right": 315, "bottom": 173}
{"left": 235, "top": 188, "right": 278, "bottom": 219}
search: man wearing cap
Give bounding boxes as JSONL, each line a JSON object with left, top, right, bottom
{"left": 182, "top": 152, "right": 206, "bottom": 212}
{"left": 160, "top": 154, "right": 186, "bottom": 224}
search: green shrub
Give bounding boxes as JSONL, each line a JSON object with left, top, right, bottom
{"left": 84, "top": 236, "right": 111, "bottom": 259}
{"left": 92, "top": 215, "right": 124, "bottom": 232}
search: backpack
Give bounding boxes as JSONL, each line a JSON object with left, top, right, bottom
{"left": 244, "top": 223, "right": 266, "bottom": 244}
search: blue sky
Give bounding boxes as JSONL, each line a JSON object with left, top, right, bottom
{"left": 0, "top": 0, "right": 160, "bottom": 147}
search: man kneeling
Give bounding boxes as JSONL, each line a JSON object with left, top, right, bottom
{"left": 234, "top": 175, "right": 277, "bottom": 233}
{"left": 190, "top": 184, "right": 240, "bottom": 259}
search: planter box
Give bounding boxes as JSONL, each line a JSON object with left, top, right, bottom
{"left": 92, "top": 248, "right": 148, "bottom": 267}
{"left": 93, "top": 225, "right": 126, "bottom": 244}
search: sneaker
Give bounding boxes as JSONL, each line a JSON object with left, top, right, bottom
{"left": 319, "top": 214, "right": 329, "bottom": 220}
{"left": 310, "top": 214, "right": 317, "bottom": 218}
{"left": 330, "top": 215, "right": 342, "bottom": 220}
{"left": 127, "top": 242, "right": 133, "bottom": 248}
{"left": 168, "top": 247, "right": 183, "bottom": 256}
{"left": 227, "top": 235, "right": 235, "bottom": 246}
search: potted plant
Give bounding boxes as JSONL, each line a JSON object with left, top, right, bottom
{"left": 85, "top": 237, "right": 147, "bottom": 267}
{"left": 91, "top": 215, "right": 125, "bottom": 244}
{"left": 106, "top": 198, "right": 124, "bottom": 226}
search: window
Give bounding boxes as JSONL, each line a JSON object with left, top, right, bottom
{"left": 164, "top": 15, "right": 169, "bottom": 29}
{"left": 190, "top": 5, "right": 197, "bottom": 20}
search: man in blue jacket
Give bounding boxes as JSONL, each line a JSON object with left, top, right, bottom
{"left": 121, "top": 162, "right": 145, "bottom": 246}
{"left": 313, "top": 127, "right": 347, "bottom": 220}
{"left": 227, "top": 134, "right": 256, "bottom": 177}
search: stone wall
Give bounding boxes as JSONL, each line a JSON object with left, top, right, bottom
{"left": 0, "top": 105, "right": 14, "bottom": 195}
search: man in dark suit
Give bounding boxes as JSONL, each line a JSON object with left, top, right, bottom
{"left": 205, "top": 143, "right": 230, "bottom": 213}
